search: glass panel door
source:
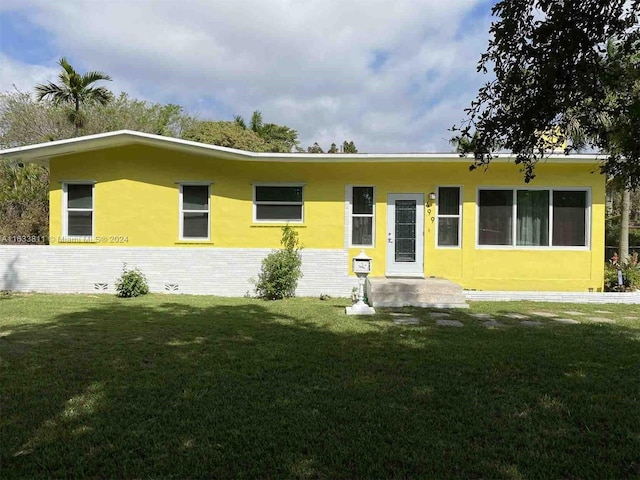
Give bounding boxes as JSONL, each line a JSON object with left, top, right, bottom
{"left": 394, "top": 200, "right": 416, "bottom": 262}
{"left": 386, "top": 194, "right": 424, "bottom": 276}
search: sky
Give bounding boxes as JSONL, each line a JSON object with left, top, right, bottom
{"left": 0, "top": 0, "right": 496, "bottom": 153}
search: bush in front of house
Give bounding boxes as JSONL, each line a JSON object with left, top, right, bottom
{"left": 255, "top": 225, "right": 303, "bottom": 300}
{"left": 115, "top": 263, "right": 150, "bottom": 298}
{"left": 604, "top": 252, "right": 639, "bottom": 292}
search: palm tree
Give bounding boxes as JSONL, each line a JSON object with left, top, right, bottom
{"left": 35, "top": 57, "right": 113, "bottom": 136}
{"left": 250, "top": 110, "right": 263, "bottom": 133}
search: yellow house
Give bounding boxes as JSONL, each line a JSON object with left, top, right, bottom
{"left": 0, "top": 130, "right": 605, "bottom": 296}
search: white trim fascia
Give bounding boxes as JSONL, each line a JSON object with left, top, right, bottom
{"left": 0, "top": 130, "right": 605, "bottom": 166}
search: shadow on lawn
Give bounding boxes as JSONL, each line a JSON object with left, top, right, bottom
{"left": 2, "top": 299, "right": 639, "bottom": 479}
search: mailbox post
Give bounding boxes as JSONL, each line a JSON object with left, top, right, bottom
{"left": 346, "top": 249, "right": 376, "bottom": 315}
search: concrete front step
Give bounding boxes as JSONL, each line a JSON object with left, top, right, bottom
{"left": 366, "top": 277, "right": 469, "bottom": 308}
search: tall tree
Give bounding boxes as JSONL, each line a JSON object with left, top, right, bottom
{"left": 620, "top": 189, "right": 631, "bottom": 261}
{"left": 306, "top": 140, "right": 359, "bottom": 153}
{"left": 0, "top": 91, "right": 196, "bottom": 148}
{"left": 258, "top": 123, "right": 298, "bottom": 153}
{"left": 0, "top": 160, "right": 49, "bottom": 242}
{"left": 250, "top": 110, "right": 263, "bottom": 133}
{"left": 547, "top": 37, "right": 640, "bottom": 262}
{"left": 35, "top": 57, "right": 113, "bottom": 136}
{"left": 552, "top": 38, "right": 638, "bottom": 262}
{"left": 454, "top": 0, "right": 640, "bottom": 189}
{"left": 83, "top": 93, "right": 195, "bottom": 138}
{"left": 233, "top": 115, "right": 247, "bottom": 129}
{"left": 182, "top": 121, "right": 271, "bottom": 152}
{"left": 342, "top": 141, "right": 358, "bottom": 154}
{"left": 0, "top": 90, "right": 71, "bottom": 147}
{"left": 307, "top": 142, "right": 324, "bottom": 153}
{"left": 234, "top": 110, "right": 300, "bottom": 152}
{"left": 601, "top": 38, "right": 640, "bottom": 262}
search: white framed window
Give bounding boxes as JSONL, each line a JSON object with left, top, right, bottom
{"left": 179, "top": 183, "right": 210, "bottom": 240}
{"left": 477, "top": 188, "right": 590, "bottom": 249}
{"left": 350, "top": 186, "right": 375, "bottom": 247}
{"left": 253, "top": 184, "right": 304, "bottom": 222}
{"left": 478, "top": 189, "right": 513, "bottom": 246}
{"left": 436, "top": 186, "right": 462, "bottom": 247}
{"left": 62, "top": 182, "right": 94, "bottom": 238}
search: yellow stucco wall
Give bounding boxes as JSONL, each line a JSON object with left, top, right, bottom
{"left": 49, "top": 144, "right": 605, "bottom": 291}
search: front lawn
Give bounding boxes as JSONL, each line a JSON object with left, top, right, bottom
{"left": 1, "top": 294, "right": 639, "bottom": 479}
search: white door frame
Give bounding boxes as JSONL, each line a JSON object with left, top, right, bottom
{"left": 386, "top": 193, "right": 424, "bottom": 277}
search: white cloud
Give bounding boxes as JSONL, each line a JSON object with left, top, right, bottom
{"left": 1, "top": 0, "right": 493, "bottom": 152}
{"left": 0, "top": 53, "right": 58, "bottom": 94}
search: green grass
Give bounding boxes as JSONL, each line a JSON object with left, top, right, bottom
{"left": 1, "top": 294, "right": 639, "bottom": 479}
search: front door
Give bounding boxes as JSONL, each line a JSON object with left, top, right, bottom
{"left": 386, "top": 193, "right": 424, "bottom": 277}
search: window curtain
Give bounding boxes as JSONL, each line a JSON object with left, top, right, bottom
{"left": 516, "top": 190, "right": 549, "bottom": 246}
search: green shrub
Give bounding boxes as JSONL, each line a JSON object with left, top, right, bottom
{"left": 604, "top": 252, "right": 640, "bottom": 292}
{"left": 255, "top": 226, "right": 303, "bottom": 300}
{"left": 115, "top": 264, "right": 150, "bottom": 298}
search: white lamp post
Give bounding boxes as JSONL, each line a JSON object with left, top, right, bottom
{"left": 346, "top": 249, "right": 376, "bottom": 315}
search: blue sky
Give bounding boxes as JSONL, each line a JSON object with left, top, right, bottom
{"left": 0, "top": 0, "right": 495, "bottom": 152}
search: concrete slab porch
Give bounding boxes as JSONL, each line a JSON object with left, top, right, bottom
{"left": 366, "top": 277, "right": 469, "bottom": 309}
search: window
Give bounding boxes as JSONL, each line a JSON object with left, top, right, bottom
{"left": 478, "top": 188, "right": 589, "bottom": 248}
{"left": 180, "top": 184, "right": 210, "bottom": 240}
{"left": 254, "top": 185, "right": 303, "bottom": 222}
{"left": 553, "top": 190, "right": 587, "bottom": 246}
{"left": 437, "top": 187, "right": 461, "bottom": 247}
{"left": 350, "top": 186, "right": 374, "bottom": 246}
{"left": 64, "top": 183, "right": 94, "bottom": 237}
{"left": 478, "top": 190, "right": 513, "bottom": 246}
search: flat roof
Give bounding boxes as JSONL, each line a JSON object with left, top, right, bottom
{"left": 0, "top": 129, "right": 604, "bottom": 166}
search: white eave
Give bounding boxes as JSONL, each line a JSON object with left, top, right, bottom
{"left": 0, "top": 129, "right": 604, "bottom": 166}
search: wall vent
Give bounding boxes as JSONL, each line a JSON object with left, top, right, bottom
{"left": 165, "top": 283, "right": 179, "bottom": 292}
{"left": 94, "top": 282, "right": 108, "bottom": 291}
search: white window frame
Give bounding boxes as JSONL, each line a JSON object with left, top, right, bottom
{"left": 475, "top": 187, "right": 591, "bottom": 250}
{"left": 349, "top": 185, "right": 375, "bottom": 247}
{"left": 435, "top": 185, "right": 462, "bottom": 249}
{"left": 253, "top": 183, "right": 305, "bottom": 223}
{"left": 179, "top": 183, "right": 211, "bottom": 241}
{"left": 62, "top": 181, "right": 95, "bottom": 240}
